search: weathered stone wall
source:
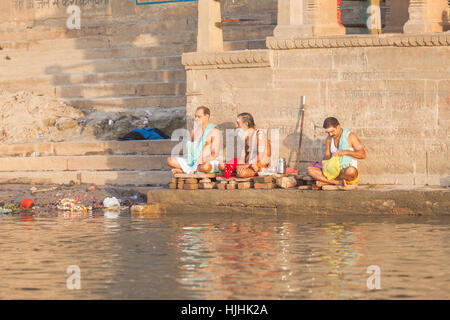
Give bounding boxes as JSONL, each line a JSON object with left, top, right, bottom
{"left": 183, "top": 35, "right": 450, "bottom": 186}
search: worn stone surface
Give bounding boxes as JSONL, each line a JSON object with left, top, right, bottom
{"left": 131, "top": 204, "right": 164, "bottom": 217}
{"left": 147, "top": 186, "right": 450, "bottom": 215}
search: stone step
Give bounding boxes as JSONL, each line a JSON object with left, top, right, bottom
{"left": 0, "top": 140, "right": 179, "bottom": 157}
{"left": 0, "top": 43, "right": 197, "bottom": 63}
{"left": 0, "top": 31, "right": 196, "bottom": 52}
{"left": 56, "top": 81, "right": 186, "bottom": 98}
{"left": 0, "top": 170, "right": 172, "bottom": 186}
{"left": 0, "top": 69, "right": 186, "bottom": 87}
{"left": 0, "top": 19, "right": 197, "bottom": 42}
{"left": 8, "top": 81, "right": 186, "bottom": 99}
{"left": 61, "top": 95, "right": 186, "bottom": 110}
{"left": 0, "top": 155, "right": 170, "bottom": 172}
{"left": 0, "top": 56, "right": 183, "bottom": 76}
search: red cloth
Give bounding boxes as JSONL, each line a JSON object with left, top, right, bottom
{"left": 224, "top": 158, "right": 238, "bottom": 179}
{"left": 286, "top": 167, "right": 297, "bottom": 174}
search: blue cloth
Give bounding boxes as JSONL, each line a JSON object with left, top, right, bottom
{"left": 133, "top": 128, "right": 165, "bottom": 140}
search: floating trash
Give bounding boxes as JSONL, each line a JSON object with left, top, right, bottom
{"left": 56, "top": 198, "right": 92, "bottom": 213}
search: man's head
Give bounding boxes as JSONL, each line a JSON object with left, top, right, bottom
{"left": 323, "top": 117, "right": 341, "bottom": 138}
{"left": 195, "top": 106, "right": 210, "bottom": 125}
{"left": 236, "top": 113, "right": 255, "bottom": 129}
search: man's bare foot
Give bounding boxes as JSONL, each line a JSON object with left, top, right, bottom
{"left": 171, "top": 168, "right": 183, "bottom": 174}
{"left": 315, "top": 180, "right": 334, "bottom": 187}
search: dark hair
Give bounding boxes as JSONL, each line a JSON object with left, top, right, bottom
{"left": 237, "top": 112, "right": 255, "bottom": 128}
{"left": 196, "top": 106, "right": 210, "bottom": 117}
{"left": 323, "top": 117, "right": 340, "bottom": 129}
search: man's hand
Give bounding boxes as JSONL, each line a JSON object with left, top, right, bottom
{"left": 334, "top": 150, "right": 347, "bottom": 157}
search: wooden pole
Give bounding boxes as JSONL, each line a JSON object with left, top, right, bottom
{"left": 295, "top": 96, "right": 306, "bottom": 172}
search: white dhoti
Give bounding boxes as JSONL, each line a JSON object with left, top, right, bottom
{"left": 175, "top": 157, "right": 220, "bottom": 174}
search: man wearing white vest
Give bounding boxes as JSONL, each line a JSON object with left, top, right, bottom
{"left": 307, "top": 117, "right": 366, "bottom": 187}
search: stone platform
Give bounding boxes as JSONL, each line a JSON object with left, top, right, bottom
{"left": 141, "top": 185, "right": 450, "bottom": 216}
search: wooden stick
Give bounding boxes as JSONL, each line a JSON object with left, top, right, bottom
{"left": 295, "top": 96, "right": 306, "bottom": 172}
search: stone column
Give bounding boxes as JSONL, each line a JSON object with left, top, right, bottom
{"left": 367, "top": 0, "right": 382, "bottom": 34}
{"left": 197, "top": 0, "right": 223, "bottom": 52}
{"left": 384, "top": 0, "right": 410, "bottom": 33}
{"left": 273, "top": 0, "right": 345, "bottom": 38}
{"left": 310, "top": 0, "right": 346, "bottom": 36}
{"left": 273, "top": 0, "right": 307, "bottom": 37}
{"left": 403, "top": 0, "right": 448, "bottom": 33}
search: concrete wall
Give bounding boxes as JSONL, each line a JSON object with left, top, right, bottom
{"left": 183, "top": 36, "right": 450, "bottom": 186}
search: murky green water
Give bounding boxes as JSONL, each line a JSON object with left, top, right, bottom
{"left": 0, "top": 211, "right": 449, "bottom": 299}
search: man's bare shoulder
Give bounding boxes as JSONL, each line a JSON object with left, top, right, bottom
{"left": 348, "top": 131, "right": 360, "bottom": 141}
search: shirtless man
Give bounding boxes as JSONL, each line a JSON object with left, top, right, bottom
{"left": 219, "top": 113, "right": 271, "bottom": 178}
{"left": 167, "top": 106, "right": 221, "bottom": 174}
{"left": 307, "top": 117, "right": 366, "bottom": 187}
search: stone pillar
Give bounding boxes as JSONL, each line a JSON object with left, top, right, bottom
{"left": 197, "top": 0, "right": 223, "bottom": 52}
{"left": 403, "top": 0, "right": 448, "bottom": 33}
{"left": 310, "top": 0, "right": 346, "bottom": 36}
{"left": 273, "top": 0, "right": 345, "bottom": 38}
{"left": 273, "top": 0, "right": 307, "bottom": 37}
{"left": 367, "top": 0, "right": 382, "bottom": 34}
{"left": 384, "top": 0, "right": 410, "bottom": 33}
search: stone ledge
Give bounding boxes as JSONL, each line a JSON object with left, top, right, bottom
{"left": 266, "top": 33, "right": 450, "bottom": 50}
{"left": 182, "top": 49, "right": 273, "bottom": 69}
{"left": 147, "top": 187, "right": 449, "bottom": 216}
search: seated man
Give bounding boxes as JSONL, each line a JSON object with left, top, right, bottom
{"left": 167, "top": 106, "right": 220, "bottom": 174}
{"left": 219, "top": 112, "right": 271, "bottom": 178}
{"left": 307, "top": 117, "right": 366, "bottom": 187}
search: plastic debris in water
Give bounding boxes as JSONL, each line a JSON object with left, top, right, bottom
{"left": 57, "top": 198, "right": 92, "bottom": 213}
{"left": 103, "top": 197, "right": 120, "bottom": 210}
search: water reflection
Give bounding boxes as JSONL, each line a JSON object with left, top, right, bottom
{"left": 0, "top": 212, "right": 448, "bottom": 299}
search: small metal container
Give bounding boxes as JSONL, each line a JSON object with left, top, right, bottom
{"left": 277, "top": 158, "right": 286, "bottom": 174}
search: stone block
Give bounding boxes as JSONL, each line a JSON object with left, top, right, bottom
{"left": 131, "top": 204, "right": 163, "bottom": 217}
{"left": 199, "top": 182, "right": 215, "bottom": 189}
{"left": 238, "top": 182, "right": 252, "bottom": 189}
{"left": 276, "top": 176, "right": 297, "bottom": 189}
{"left": 184, "top": 183, "right": 199, "bottom": 190}
{"left": 254, "top": 176, "right": 274, "bottom": 183}
{"left": 254, "top": 182, "right": 275, "bottom": 189}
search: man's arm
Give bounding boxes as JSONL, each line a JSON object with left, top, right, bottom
{"left": 201, "top": 128, "right": 220, "bottom": 163}
{"left": 334, "top": 133, "right": 366, "bottom": 159}
{"left": 323, "top": 137, "right": 332, "bottom": 160}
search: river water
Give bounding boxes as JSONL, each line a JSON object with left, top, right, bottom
{"left": 0, "top": 210, "right": 448, "bottom": 299}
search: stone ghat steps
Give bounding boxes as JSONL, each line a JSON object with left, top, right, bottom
{"left": 0, "top": 31, "right": 197, "bottom": 52}
{"left": 0, "top": 170, "right": 172, "bottom": 186}
{"left": 0, "top": 25, "right": 272, "bottom": 53}
{"left": 60, "top": 95, "right": 186, "bottom": 110}
{"left": 0, "top": 24, "right": 273, "bottom": 50}
{"left": 0, "top": 69, "right": 186, "bottom": 88}
{"left": 0, "top": 140, "right": 178, "bottom": 185}
{"left": 0, "top": 44, "right": 197, "bottom": 63}
{"left": 0, "top": 140, "right": 179, "bottom": 157}
{"left": 0, "top": 55, "right": 184, "bottom": 76}
{"left": 0, "top": 155, "right": 170, "bottom": 172}
{"left": 0, "top": 19, "right": 198, "bottom": 42}
{"left": 3, "top": 81, "right": 186, "bottom": 99}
